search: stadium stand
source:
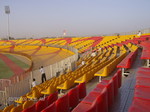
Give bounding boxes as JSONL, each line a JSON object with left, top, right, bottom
{"left": 1, "top": 32, "right": 150, "bottom": 112}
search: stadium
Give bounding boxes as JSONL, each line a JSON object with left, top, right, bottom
{"left": 1, "top": 0, "right": 150, "bottom": 112}
{"left": 0, "top": 28, "right": 150, "bottom": 112}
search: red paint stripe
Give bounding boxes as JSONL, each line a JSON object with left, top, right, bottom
{"left": 31, "top": 46, "right": 42, "bottom": 56}
{"left": 0, "top": 53, "right": 25, "bottom": 75}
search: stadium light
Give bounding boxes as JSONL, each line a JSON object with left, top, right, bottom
{"left": 5, "top": 6, "right": 10, "bottom": 40}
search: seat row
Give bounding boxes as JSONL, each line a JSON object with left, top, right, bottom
{"left": 40, "top": 83, "right": 86, "bottom": 112}
{"left": 95, "top": 51, "right": 126, "bottom": 78}
{"left": 117, "top": 48, "right": 138, "bottom": 76}
{"left": 72, "top": 69, "right": 122, "bottom": 112}
{"left": 128, "top": 67, "right": 150, "bottom": 112}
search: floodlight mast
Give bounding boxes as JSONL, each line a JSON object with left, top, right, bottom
{"left": 5, "top": 6, "right": 10, "bottom": 40}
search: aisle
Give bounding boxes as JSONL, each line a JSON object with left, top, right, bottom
{"left": 110, "top": 49, "right": 142, "bottom": 112}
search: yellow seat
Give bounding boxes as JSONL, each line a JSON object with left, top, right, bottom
{"left": 41, "top": 86, "right": 56, "bottom": 95}
{"left": 15, "top": 95, "right": 27, "bottom": 104}
{"left": 22, "top": 100, "right": 34, "bottom": 110}
{"left": 10, "top": 104, "right": 23, "bottom": 112}
{"left": 26, "top": 88, "right": 41, "bottom": 99}
{"left": 3, "top": 104, "right": 14, "bottom": 112}
{"left": 57, "top": 78, "right": 74, "bottom": 90}
{"left": 74, "top": 74, "right": 87, "bottom": 83}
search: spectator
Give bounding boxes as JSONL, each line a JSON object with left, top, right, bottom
{"left": 81, "top": 60, "right": 85, "bottom": 65}
{"left": 98, "top": 47, "right": 102, "bottom": 51}
{"left": 137, "top": 31, "right": 142, "bottom": 37}
{"left": 39, "top": 66, "right": 47, "bottom": 83}
{"left": 32, "top": 78, "right": 36, "bottom": 87}
{"left": 91, "top": 51, "right": 96, "bottom": 57}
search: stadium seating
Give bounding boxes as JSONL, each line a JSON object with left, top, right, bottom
{"left": 26, "top": 87, "right": 42, "bottom": 99}
{"left": 36, "top": 98, "right": 48, "bottom": 112}
{"left": 46, "top": 91, "right": 58, "bottom": 105}
{"left": 68, "top": 87, "right": 79, "bottom": 109}
{"left": 22, "top": 100, "right": 34, "bottom": 110}
{"left": 128, "top": 98, "right": 150, "bottom": 112}
{"left": 3, "top": 104, "right": 14, "bottom": 112}
{"left": 117, "top": 49, "right": 138, "bottom": 76}
{"left": 128, "top": 67, "right": 150, "bottom": 111}
{"left": 41, "top": 102, "right": 56, "bottom": 112}
{"left": 55, "top": 93, "right": 69, "bottom": 112}
{"left": 77, "top": 83, "right": 86, "bottom": 100}
{"left": 22, "top": 104, "right": 36, "bottom": 112}
{"left": 72, "top": 69, "right": 121, "bottom": 112}
{"left": 2, "top": 34, "right": 150, "bottom": 112}
{"left": 10, "top": 104, "right": 23, "bottom": 112}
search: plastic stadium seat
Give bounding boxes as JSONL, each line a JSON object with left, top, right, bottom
{"left": 81, "top": 91, "right": 100, "bottom": 104}
{"left": 136, "top": 72, "right": 150, "bottom": 78}
{"left": 128, "top": 98, "right": 150, "bottom": 112}
{"left": 27, "top": 88, "right": 41, "bottom": 99}
{"left": 92, "top": 86, "right": 105, "bottom": 93}
{"left": 117, "top": 69, "right": 122, "bottom": 88}
{"left": 46, "top": 91, "right": 58, "bottom": 106}
{"left": 41, "top": 102, "right": 56, "bottom": 112}
{"left": 138, "top": 67, "right": 150, "bottom": 71}
{"left": 55, "top": 93, "right": 69, "bottom": 112}
{"left": 3, "top": 104, "right": 14, "bottom": 112}
{"left": 22, "top": 104, "right": 36, "bottom": 112}
{"left": 36, "top": 98, "right": 48, "bottom": 112}
{"left": 136, "top": 77, "right": 150, "bottom": 87}
{"left": 72, "top": 101, "right": 97, "bottom": 112}
{"left": 10, "top": 104, "right": 23, "bottom": 112}
{"left": 98, "top": 79, "right": 114, "bottom": 108}
{"left": 41, "top": 86, "right": 56, "bottom": 95}
{"left": 112, "top": 72, "right": 119, "bottom": 97}
{"left": 77, "top": 83, "right": 86, "bottom": 100}
{"left": 22, "top": 100, "right": 34, "bottom": 110}
{"left": 68, "top": 87, "right": 79, "bottom": 109}
{"left": 134, "top": 86, "right": 150, "bottom": 100}
{"left": 15, "top": 95, "right": 27, "bottom": 104}
{"left": 96, "top": 88, "right": 108, "bottom": 112}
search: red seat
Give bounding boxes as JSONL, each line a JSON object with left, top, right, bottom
{"left": 92, "top": 86, "right": 104, "bottom": 93}
{"left": 41, "top": 102, "right": 56, "bottom": 112}
{"left": 68, "top": 87, "right": 79, "bottom": 109}
{"left": 77, "top": 82, "right": 86, "bottom": 100}
{"left": 117, "top": 69, "right": 122, "bottom": 88}
{"left": 97, "top": 79, "right": 114, "bottom": 108}
{"left": 36, "top": 98, "right": 48, "bottom": 112}
{"left": 136, "top": 77, "right": 150, "bottom": 87}
{"left": 96, "top": 88, "right": 108, "bottom": 112}
{"left": 22, "top": 104, "right": 36, "bottom": 112}
{"left": 81, "top": 91, "right": 100, "bottom": 104}
{"left": 138, "top": 67, "right": 150, "bottom": 71}
{"left": 134, "top": 86, "right": 150, "bottom": 100}
{"left": 136, "top": 72, "right": 150, "bottom": 78}
{"left": 72, "top": 101, "right": 97, "bottom": 112}
{"left": 55, "top": 93, "right": 69, "bottom": 112}
{"left": 47, "top": 91, "right": 58, "bottom": 106}
{"left": 128, "top": 98, "right": 150, "bottom": 112}
{"left": 112, "top": 72, "right": 118, "bottom": 97}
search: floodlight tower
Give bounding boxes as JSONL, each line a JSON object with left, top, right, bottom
{"left": 5, "top": 6, "right": 10, "bottom": 40}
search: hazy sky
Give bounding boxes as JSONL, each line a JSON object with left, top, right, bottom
{"left": 0, "top": 0, "right": 150, "bottom": 38}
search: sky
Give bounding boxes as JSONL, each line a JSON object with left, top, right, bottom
{"left": 0, "top": 0, "right": 150, "bottom": 39}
